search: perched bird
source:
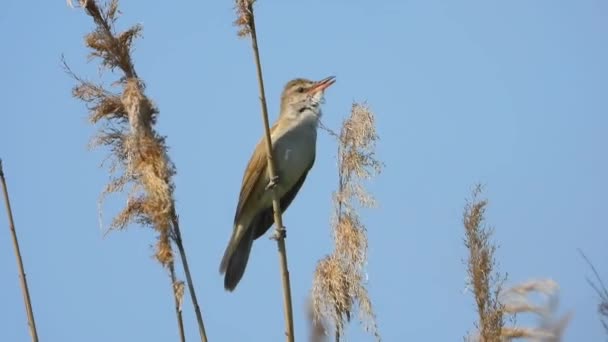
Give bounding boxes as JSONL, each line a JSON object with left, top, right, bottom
{"left": 220, "top": 76, "right": 336, "bottom": 291}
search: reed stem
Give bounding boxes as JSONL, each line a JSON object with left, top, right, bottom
{"left": 243, "top": 2, "right": 295, "bottom": 341}
{"left": 0, "top": 159, "right": 39, "bottom": 342}
{"left": 172, "top": 213, "right": 209, "bottom": 342}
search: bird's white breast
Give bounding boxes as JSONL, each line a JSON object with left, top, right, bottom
{"left": 271, "top": 118, "right": 317, "bottom": 193}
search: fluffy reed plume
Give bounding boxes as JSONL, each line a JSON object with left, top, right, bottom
{"left": 66, "top": 0, "right": 172, "bottom": 262}
{"left": 580, "top": 250, "right": 608, "bottom": 334}
{"left": 312, "top": 103, "right": 382, "bottom": 341}
{"left": 234, "top": 0, "right": 253, "bottom": 37}
{"left": 307, "top": 297, "right": 328, "bottom": 342}
{"left": 463, "top": 185, "right": 506, "bottom": 342}
{"left": 500, "top": 279, "right": 571, "bottom": 341}
{"left": 66, "top": 1, "right": 207, "bottom": 341}
{"left": 466, "top": 279, "right": 571, "bottom": 341}
{"left": 464, "top": 188, "right": 570, "bottom": 341}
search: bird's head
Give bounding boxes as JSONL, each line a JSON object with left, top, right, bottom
{"left": 279, "top": 76, "right": 335, "bottom": 120}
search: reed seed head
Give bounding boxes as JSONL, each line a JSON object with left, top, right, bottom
{"left": 312, "top": 102, "right": 382, "bottom": 341}
{"left": 67, "top": 0, "right": 177, "bottom": 268}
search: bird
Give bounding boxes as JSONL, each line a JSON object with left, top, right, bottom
{"left": 219, "top": 76, "right": 336, "bottom": 291}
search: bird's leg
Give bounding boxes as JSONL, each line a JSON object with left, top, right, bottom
{"left": 266, "top": 169, "right": 284, "bottom": 240}
{"left": 265, "top": 174, "right": 280, "bottom": 191}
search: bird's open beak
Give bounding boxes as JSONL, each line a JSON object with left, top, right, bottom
{"left": 308, "top": 76, "right": 336, "bottom": 94}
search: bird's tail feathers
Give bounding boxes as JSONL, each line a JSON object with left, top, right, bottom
{"left": 219, "top": 225, "right": 255, "bottom": 291}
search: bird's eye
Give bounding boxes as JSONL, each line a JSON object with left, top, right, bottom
{"left": 296, "top": 87, "right": 305, "bottom": 93}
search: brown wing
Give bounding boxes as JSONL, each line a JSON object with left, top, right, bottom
{"left": 233, "top": 124, "right": 279, "bottom": 224}
{"left": 252, "top": 158, "right": 314, "bottom": 240}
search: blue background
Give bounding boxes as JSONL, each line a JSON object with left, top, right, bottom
{"left": 1, "top": 1, "right": 606, "bottom": 341}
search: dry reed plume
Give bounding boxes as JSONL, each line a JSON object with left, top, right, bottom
{"left": 464, "top": 187, "right": 570, "bottom": 341}
{"left": 466, "top": 279, "right": 571, "bottom": 342}
{"left": 463, "top": 185, "right": 506, "bottom": 341}
{"left": 66, "top": 1, "right": 207, "bottom": 340}
{"left": 500, "top": 279, "right": 571, "bottom": 341}
{"left": 312, "top": 103, "right": 382, "bottom": 341}
{"left": 307, "top": 298, "right": 328, "bottom": 342}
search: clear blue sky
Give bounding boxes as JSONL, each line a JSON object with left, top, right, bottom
{"left": 1, "top": 1, "right": 607, "bottom": 341}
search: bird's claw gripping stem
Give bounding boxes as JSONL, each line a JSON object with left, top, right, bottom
{"left": 270, "top": 226, "right": 287, "bottom": 240}
{"left": 266, "top": 175, "right": 279, "bottom": 191}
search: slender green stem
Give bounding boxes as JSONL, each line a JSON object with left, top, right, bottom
{"left": 169, "top": 261, "right": 186, "bottom": 342}
{"left": 172, "top": 213, "right": 209, "bottom": 342}
{"left": 244, "top": 3, "right": 295, "bottom": 341}
{"left": 0, "top": 159, "right": 39, "bottom": 342}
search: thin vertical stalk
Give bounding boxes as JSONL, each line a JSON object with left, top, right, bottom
{"left": 172, "top": 213, "right": 209, "bottom": 342}
{"left": 244, "top": 3, "right": 295, "bottom": 341}
{"left": 169, "top": 262, "right": 186, "bottom": 342}
{"left": 0, "top": 159, "right": 39, "bottom": 342}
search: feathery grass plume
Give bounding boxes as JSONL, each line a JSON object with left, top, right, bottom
{"left": 312, "top": 103, "right": 382, "bottom": 341}
{"left": 234, "top": 0, "right": 253, "bottom": 37}
{"left": 463, "top": 185, "right": 506, "bottom": 342}
{"left": 463, "top": 189, "right": 570, "bottom": 341}
{"left": 466, "top": 279, "right": 571, "bottom": 341}
{"left": 499, "top": 279, "right": 571, "bottom": 341}
{"left": 66, "top": 1, "right": 208, "bottom": 341}
{"left": 66, "top": 0, "right": 171, "bottom": 258}
{"left": 307, "top": 297, "right": 329, "bottom": 342}
{"left": 579, "top": 250, "right": 608, "bottom": 334}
